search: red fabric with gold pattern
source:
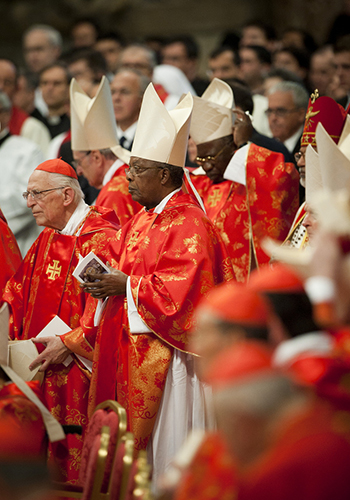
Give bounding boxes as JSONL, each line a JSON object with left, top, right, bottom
{"left": 0, "top": 381, "right": 46, "bottom": 458}
{"left": 191, "top": 144, "right": 299, "bottom": 282}
{"left": 0, "top": 209, "right": 21, "bottom": 297}
{"left": 95, "top": 164, "right": 142, "bottom": 226}
{"left": 301, "top": 93, "right": 349, "bottom": 148}
{"left": 238, "top": 401, "right": 350, "bottom": 500}
{"left": 2, "top": 206, "right": 120, "bottom": 483}
{"left": 174, "top": 432, "right": 238, "bottom": 500}
{"left": 88, "top": 190, "right": 234, "bottom": 450}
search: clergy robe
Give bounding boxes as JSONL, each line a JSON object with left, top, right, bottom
{"left": 191, "top": 144, "right": 300, "bottom": 282}
{"left": 95, "top": 162, "right": 141, "bottom": 226}
{"left": 283, "top": 201, "right": 308, "bottom": 248}
{"left": 2, "top": 205, "right": 120, "bottom": 483}
{"left": 0, "top": 209, "right": 22, "bottom": 296}
{"left": 88, "top": 190, "right": 234, "bottom": 451}
{"left": 237, "top": 401, "right": 350, "bottom": 500}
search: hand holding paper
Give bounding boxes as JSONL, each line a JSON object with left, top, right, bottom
{"left": 30, "top": 336, "right": 72, "bottom": 372}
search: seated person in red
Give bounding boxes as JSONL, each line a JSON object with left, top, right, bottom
{"left": 0, "top": 208, "right": 21, "bottom": 297}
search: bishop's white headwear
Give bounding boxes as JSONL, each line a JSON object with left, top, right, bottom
{"left": 131, "top": 83, "right": 193, "bottom": 168}
{"left": 190, "top": 78, "right": 234, "bottom": 145}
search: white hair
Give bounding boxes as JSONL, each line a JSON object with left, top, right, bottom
{"left": 23, "top": 24, "right": 63, "bottom": 49}
{"left": 47, "top": 172, "right": 84, "bottom": 203}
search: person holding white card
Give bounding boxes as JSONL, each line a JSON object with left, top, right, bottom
{"left": 2, "top": 157, "right": 119, "bottom": 482}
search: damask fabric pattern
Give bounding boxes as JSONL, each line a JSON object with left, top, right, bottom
{"left": 0, "top": 381, "right": 46, "bottom": 457}
{"left": 283, "top": 202, "right": 309, "bottom": 249}
{"left": 88, "top": 190, "right": 234, "bottom": 450}
{"left": 174, "top": 432, "right": 238, "bottom": 500}
{"left": 191, "top": 144, "right": 300, "bottom": 282}
{"left": 0, "top": 209, "right": 22, "bottom": 297}
{"left": 2, "top": 206, "right": 120, "bottom": 483}
{"left": 95, "top": 164, "right": 142, "bottom": 226}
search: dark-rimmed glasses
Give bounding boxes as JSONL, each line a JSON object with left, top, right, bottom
{"left": 22, "top": 187, "right": 65, "bottom": 201}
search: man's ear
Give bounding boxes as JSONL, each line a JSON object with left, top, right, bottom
{"left": 160, "top": 167, "right": 171, "bottom": 185}
{"left": 62, "top": 187, "right": 75, "bottom": 206}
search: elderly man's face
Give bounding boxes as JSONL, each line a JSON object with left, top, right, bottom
{"left": 26, "top": 170, "right": 68, "bottom": 230}
{"left": 23, "top": 30, "right": 60, "bottom": 74}
{"left": 110, "top": 71, "right": 142, "bottom": 130}
{"left": 120, "top": 48, "right": 153, "bottom": 78}
{"left": 195, "top": 136, "right": 235, "bottom": 184}
{"left": 126, "top": 156, "right": 166, "bottom": 209}
{"left": 267, "top": 90, "right": 306, "bottom": 142}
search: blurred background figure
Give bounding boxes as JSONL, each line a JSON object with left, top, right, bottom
{"left": 333, "top": 34, "right": 350, "bottom": 108}
{"left": 95, "top": 31, "right": 125, "bottom": 75}
{"left": 207, "top": 46, "right": 241, "bottom": 81}
{"left": 240, "top": 19, "right": 277, "bottom": 51}
{"left": 309, "top": 46, "right": 336, "bottom": 96}
{"left": 70, "top": 17, "right": 101, "bottom": 49}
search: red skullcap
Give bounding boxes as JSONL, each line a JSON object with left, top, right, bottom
{"left": 248, "top": 263, "right": 304, "bottom": 294}
{"left": 201, "top": 282, "right": 271, "bottom": 327}
{"left": 35, "top": 158, "right": 78, "bottom": 180}
{"left": 205, "top": 340, "right": 273, "bottom": 389}
{"left": 301, "top": 90, "right": 349, "bottom": 148}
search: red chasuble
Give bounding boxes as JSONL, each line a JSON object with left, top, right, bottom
{"left": 88, "top": 190, "right": 234, "bottom": 450}
{"left": 95, "top": 164, "right": 141, "bottom": 226}
{"left": 238, "top": 401, "right": 350, "bottom": 500}
{"left": 0, "top": 381, "right": 46, "bottom": 458}
{"left": 191, "top": 144, "right": 299, "bottom": 283}
{"left": 175, "top": 432, "right": 238, "bottom": 500}
{"left": 0, "top": 209, "right": 22, "bottom": 296}
{"left": 2, "top": 206, "right": 120, "bottom": 483}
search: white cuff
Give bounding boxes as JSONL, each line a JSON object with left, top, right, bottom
{"left": 304, "top": 276, "right": 336, "bottom": 304}
{"left": 126, "top": 276, "right": 151, "bottom": 333}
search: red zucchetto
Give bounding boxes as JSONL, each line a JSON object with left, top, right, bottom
{"left": 35, "top": 158, "right": 78, "bottom": 180}
{"left": 248, "top": 263, "right": 304, "bottom": 294}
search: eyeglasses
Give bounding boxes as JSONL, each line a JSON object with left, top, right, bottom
{"left": 22, "top": 187, "right": 65, "bottom": 201}
{"left": 71, "top": 151, "right": 91, "bottom": 169}
{"left": 195, "top": 143, "right": 229, "bottom": 165}
{"left": 294, "top": 151, "right": 306, "bottom": 163}
{"left": 125, "top": 165, "right": 164, "bottom": 177}
{"left": 265, "top": 107, "right": 299, "bottom": 117}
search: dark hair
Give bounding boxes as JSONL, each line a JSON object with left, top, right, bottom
{"left": 242, "top": 20, "right": 276, "bottom": 42}
{"left": 242, "top": 45, "right": 272, "bottom": 65}
{"left": 274, "top": 46, "right": 310, "bottom": 71}
{"left": 62, "top": 48, "right": 107, "bottom": 81}
{"left": 266, "top": 292, "right": 319, "bottom": 337}
{"left": 0, "top": 58, "right": 18, "bottom": 80}
{"left": 216, "top": 319, "right": 269, "bottom": 341}
{"left": 225, "top": 79, "right": 254, "bottom": 114}
{"left": 39, "top": 61, "right": 72, "bottom": 84}
{"left": 96, "top": 31, "right": 125, "bottom": 46}
{"left": 164, "top": 35, "right": 199, "bottom": 60}
{"left": 334, "top": 34, "right": 350, "bottom": 54}
{"left": 210, "top": 45, "right": 240, "bottom": 66}
{"left": 282, "top": 27, "right": 318, "bottom": 54}
{"left": 265, "top": 67, "right": 304, "bottom": 85}
{"left": 154, "top": 161, "right": 184, "bottom": 187}
{"left": 71, "top": 17, "right": 101, "bottom": 37}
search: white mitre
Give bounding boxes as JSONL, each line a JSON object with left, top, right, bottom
{"left": 131, "top": 83, "right": 193, "bottom": 168}
{"left": 70, "top": 76, "right": 130, "bottom": 164}
{"left": 190, "top": 78, "right": 234, "bottom": 145}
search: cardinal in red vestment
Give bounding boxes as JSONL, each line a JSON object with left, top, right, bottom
{"left": 189, "top": 78, "right": 299, "bottom": 282}
{"left": 70, "top": 76, "right": 141, "bottom": 226}
{"left": 0, "top": 208, "right": 21, "bottom": 297}
{"left": 82, "top": 84, "right": 234, "bottom": 484}
{"left": 2, "top": 158, "right": 120, "bottom": 483}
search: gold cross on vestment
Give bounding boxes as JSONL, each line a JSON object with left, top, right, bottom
{"left": 208, "top": 189, "right": 223, "bottom": 207}
{"left": 46, "top": 260, "right": 62, "bottom": 280}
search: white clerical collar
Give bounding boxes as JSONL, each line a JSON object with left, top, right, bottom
{"left": 272, "top": 331, "right": 334, "bottom": 368}
{"left": 117, "top": 121, "right": 138, "bottom": 145}
{"left": 103, "top": 158, "right": 124, "bottom": 186}
{"left": 59, "top": 199, "right": 90, "bottom": 236}
{"left": 284, "top": 126, "right": 303, "bottom": 154}
{"left": 153, "top": 188, "right": 181, "bottom": 214}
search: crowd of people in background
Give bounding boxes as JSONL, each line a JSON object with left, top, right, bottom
{"left": 1, "top": 7, "right": 350, "bottom": 500}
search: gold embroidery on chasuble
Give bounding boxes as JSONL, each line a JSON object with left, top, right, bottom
{"left": 158, "top": 211, "right": 186, "bottom": 232}
{"left": 46, "top": 260, "right": 62, "bottom": 280}
{"left": 208, "top": 188, "right": 223, "bottom": 208}
{"left": 183, "top": 233, "right": 205, "bottom": 253}
{"left": 126, "top": 231, "right": 140, "bottom": 251}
